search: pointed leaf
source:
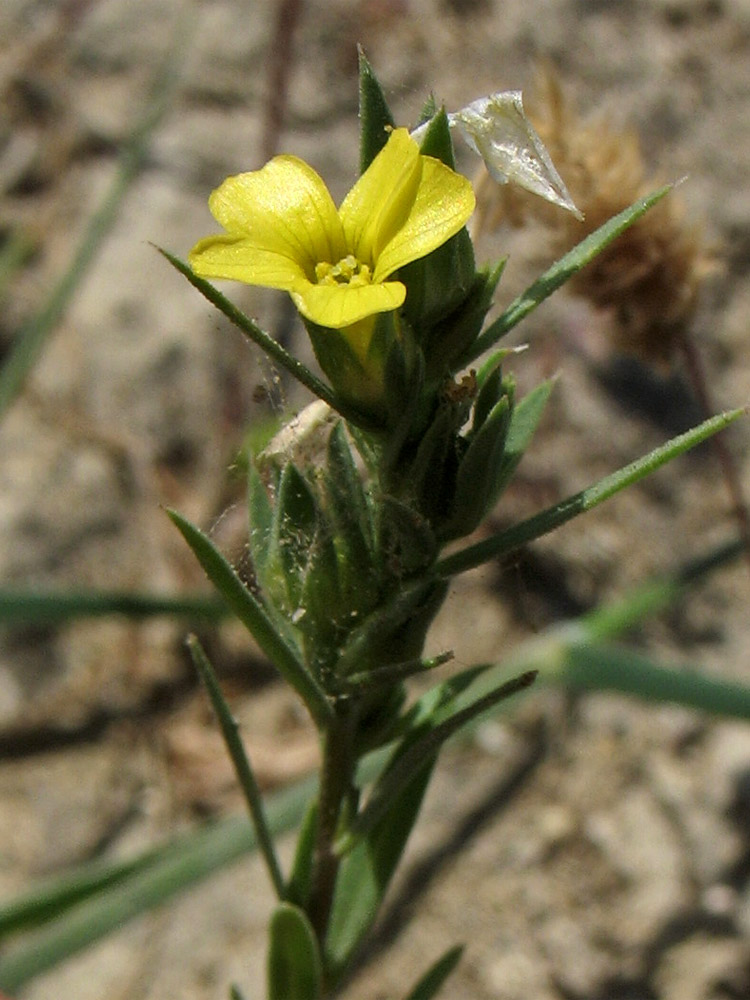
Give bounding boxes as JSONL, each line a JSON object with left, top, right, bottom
{"left": 338, "top": 670, "right": 537, "bottom": 853}
{"left": 187, "top": 636, "right": 285, "bottom": 898}
{"left": 268, "top": 902, "right": 322, "bottom": 1000}
{"left": 324, "top": 760, "right": 435, "bottom": 981}
{"left": 167, "top": 509, "right": 333, "bottom": 729}
{"left": 437, "top": 406, "right": 745, "bottom": 578}
{"left": 463, "top": 186, "right": 672, "bottom": 362}
{"left": 159, "top": 250, "right": 366, "bottom": 422}
{"left": 274, "top": 463, "right": 319, "bottom": 609}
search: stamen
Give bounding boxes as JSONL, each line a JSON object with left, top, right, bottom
{"left": 315, "top": 255, "right": 372, "bottom": 287}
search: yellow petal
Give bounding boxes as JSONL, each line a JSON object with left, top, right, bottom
{"left": 291, "top": 279, "right": 405, "bottom": 329}
{"left": 339, "top": 129, "right": 422, "bottom": 267}
{"left": 188, "top": 235, "right": 307, "bottom": 289}
{"left": 373, "top": 155, "right": 475, "bottom": 281}
{"left": 207, "top": 156, "right": 347, "bottom": 277}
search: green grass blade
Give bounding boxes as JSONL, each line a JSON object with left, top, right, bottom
{"left": 0, "top": 849, "right": 170, "bottom": 938}
{"left": 404, "top": 945, "right": 464, "bottom": 1000}
{"left": 558, "top": 642, "right": 750, "bottom": 717}
{"left": 437, "top": 407, "right": 745, "bottom": 578}
{"left": 187, "top": 635, "right": 285, "bottom": 899}
{"left": 0, "top": 17, "right": 189, "bottom": 420}
{"left": 0, "top": 777, "right": 316, "bottom": 993}
{"left": 464, "top": 185, "right": 671, "bottom": 363}
{"left": 0, "top": 589, "right": 226, "bottom": 625}
{"left": 580, "top": 536, "right": 745, "bottom": 642}
{"left": 167, "top": 509, "right": 333, "bottom": 729}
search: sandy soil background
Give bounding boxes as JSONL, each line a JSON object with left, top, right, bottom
{"left": 2, "top": 0, "right": 750, "bottom": 997}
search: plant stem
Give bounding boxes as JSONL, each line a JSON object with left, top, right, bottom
{"left": 308, "top": 714, "right": 353, "bottom": 946}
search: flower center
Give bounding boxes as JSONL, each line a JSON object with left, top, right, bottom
{"left": 315, "top": 254, "right": 372, "bottom": 288}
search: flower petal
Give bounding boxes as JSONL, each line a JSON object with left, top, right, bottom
{"left": 373, "top": 156, "right": 475, "bottom": 281}
{"left": 291, "top": 279, "right": 405, "bottom": 329}
{"left": 339, "top": 128, "right": 422, "bottom": 266}
{"left": 188, "top": 234, "right": 307, "bottom": 289}
{"left": 206, "top": 156, "right": 347, "bottom": 277}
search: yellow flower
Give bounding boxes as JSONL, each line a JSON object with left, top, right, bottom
{"left": 188, "top": 128, "right": 475, "bottom": 331}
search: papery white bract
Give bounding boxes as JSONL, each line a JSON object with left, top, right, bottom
{"left": 415, "top": 91, "right": 583, "bottom": 220}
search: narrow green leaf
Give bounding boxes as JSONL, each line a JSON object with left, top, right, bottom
{"left": 159, "top": 250, "right": 373, "bottom": 430}
{"left": 336, "top": 651, "right": 454, "bottom": 695}
{"left": 230, "top": 986, "right": 248, "bottom": 1000}
{"left": 167, "top": 509, "right": 333, "bottom": 729}
{"left": 268, "top": 902, "right": 322, "bottom": 1000}
{"left": 559, "top": 642, "right": 750, "bottom": 718}
{"left": 0, "top": 589, "right": 226, "bottom": 625}
{"left": 187, "top": 636, "right": 285, "bottom": 899}
{"left": 437, "top": 407, "right": 746, "bottom": 578}
{"left": 464, "top": 186, "right": 672, "bottom": 362}
{"left": 404, "top": 945, "right": 465, "bottom": 1000}
{"left": 337, "top": 671, "right": 537, "bottom": 854}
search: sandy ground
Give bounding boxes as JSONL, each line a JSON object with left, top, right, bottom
{"left": 2, "top": 0, "right": 750, "bottom": 997}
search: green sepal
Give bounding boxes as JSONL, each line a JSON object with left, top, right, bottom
{"left": 408, "top": 398, "right": 470, "bottom": 528}
{"left": 358, "top": 48, "right": 396, "bottom": 173}
{"left": 444, "top": 393, "right": 513, "bottom": 540}
{"left": 324, "top": 758, "right": 435, "bottom": 983}
{"left": 381, "top": 322, "right": 428, "bottom": 465}
{"left": 424, "top": 260, "right": 506, "bottom": 381}
{"left": 286, "top": 800, "right": 318, "bottom": 909}
{"left": 267, "top": 902, "right": 322, "bottom": 1000}
{"left": 415, "top": 106, "right": 455, "bottom": 168}
{"left": 415, "top": 93, "right": 438, "bottom": 129}
{"left": 304, "top": 312, "right": 398, "bottom": 422}
{"left": 323, "top": 424, "right": 379, "bottom": 609}
{"left": 404, "top": 945, "right": 465, "bottom": 1000}
{"left": 488, "top": 377, "right": 555, "bottom": 505}
{"left": 274, "top": 463, "right": 319, "bottom": 611}
{"left": 472, "top": 356, "right": 510, "bottom": 432}
{"left": 299, "top": 526, "right": 346, "bottom": 676}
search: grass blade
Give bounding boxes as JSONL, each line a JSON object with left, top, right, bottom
{"left": 0, "top": 589, "right": 226, "bottom": 625}
{"left": 0, "top": 17, "right": 189, "bottom": 420}
{"left": 0, "top": 777, "right": 316, "bottom": 993}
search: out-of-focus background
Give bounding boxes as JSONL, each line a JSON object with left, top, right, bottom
{"left": 2, "top": 0, "right": 750, "bottom": 997}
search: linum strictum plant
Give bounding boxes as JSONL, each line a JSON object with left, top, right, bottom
{"left": 162, "top": 53, "right": 743, "bottom": 1000}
